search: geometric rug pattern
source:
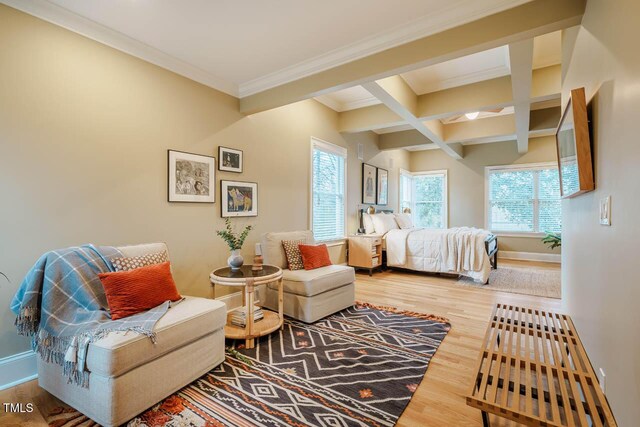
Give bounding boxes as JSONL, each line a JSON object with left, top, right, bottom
{"left": 49, "top": 303, "right": 450, "bottom": 427}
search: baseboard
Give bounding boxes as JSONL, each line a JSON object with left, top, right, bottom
{"left": 0, "top": 351, "right": 38, "bottom": 391}
{"left": 499, "top": 251, "right": 561, "bottom": 263}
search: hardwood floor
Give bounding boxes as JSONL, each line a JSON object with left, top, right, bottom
{"left": 0, "top": 259, "right": 561, "bottom": 427}
{"left": 356, "top": 260, "right": 562, "bottom": 427}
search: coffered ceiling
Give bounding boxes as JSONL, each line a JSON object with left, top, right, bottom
{"left": 1, "top": 0, "right": 531, "bottom": 96}
{"left": 3, "top": 0, "right": 586, "bottom": 158}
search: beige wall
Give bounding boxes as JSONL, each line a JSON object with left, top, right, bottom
{"left": 0, "top": 5, "right": 406, "bottom": 358}
{"left": 561, "top": 0, "right": 640, "bottom": 424}
{"left": 409, "top": 137, "right": 561, "bottom": 254}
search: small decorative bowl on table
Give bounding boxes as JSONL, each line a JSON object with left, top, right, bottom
{"left": 209, "top": 264, "right": 283, "bottom": 349}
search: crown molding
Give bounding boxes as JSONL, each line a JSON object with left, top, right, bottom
{"left": 402, "top": 64, "right": 511, "bottom": 95}
{"left": 1, "top": 0, "right": 239, "bottom": 97}
{"left": 315, "top": 94, "right": 381, "bottom": 112}
{"left": 238, "top": 0, "right": 530, "bottom": 98}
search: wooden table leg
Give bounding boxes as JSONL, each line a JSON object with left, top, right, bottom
{"left": 481, "top": 411, "right": 491, "bottom": 427}
{"left": 278, "top": 277, "right": 284, "bottom": 330}
{"left": 246, "top": 280, "right": 255, "bottom": 349}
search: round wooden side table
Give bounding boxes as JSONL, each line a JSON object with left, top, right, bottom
{"left": 209, "top": 264, "right": 283, "bottom": 349}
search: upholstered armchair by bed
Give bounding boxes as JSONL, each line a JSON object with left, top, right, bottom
{"left": 37, "top": 243, "right": 227, "bottom": 427}
{"left": 260, "top": 231, "right": 355, "bottom": 323}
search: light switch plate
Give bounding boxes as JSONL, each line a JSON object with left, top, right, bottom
{"left": 599, "top": 196, "right": 611, "bottom": 226}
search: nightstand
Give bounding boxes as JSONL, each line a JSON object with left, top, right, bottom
{"left": 348, "top": 234, "right": 383, "bottom": 276}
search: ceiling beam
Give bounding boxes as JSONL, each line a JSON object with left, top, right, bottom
{"left": 338, "top": 65, "right": 560, "bottom": 133}
{"left": 377, "top": 106, "right": 560, "bottom": 150}
{"left": 363, "top": 79, "right": 464, "bottom": 159}
{"left": 509, "top": 39, "right": 534, "bottom": 153}
{"left": 239, "top": 0, "right": 585, "bottom": 114}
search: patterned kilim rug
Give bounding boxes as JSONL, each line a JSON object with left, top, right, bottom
{"left": 47, "top": 302, "right": 450, "bottom": 427}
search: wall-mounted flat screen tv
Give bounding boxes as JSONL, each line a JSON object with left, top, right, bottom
{"left": 555, "top": 87, "right": 594, "bottom": 198}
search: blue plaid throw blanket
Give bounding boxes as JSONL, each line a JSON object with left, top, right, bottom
{"left": 11, "top": 244, "right": 170, "bottom": 387}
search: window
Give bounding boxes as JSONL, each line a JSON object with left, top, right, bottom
{"left": 486, "top": 163, "right": 561, "bottom": 234}
{"left": 311, "top": 138, "right": 346, "bottom": 241}
{"left": 399, "top": 169, "right": 447, "bottom": 229}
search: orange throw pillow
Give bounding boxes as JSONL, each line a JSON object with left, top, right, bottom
{"left": 298, "top": 244, "right": 332, "bottom": 270}
{"left": 98, "top": 261, "right": 181, "bottom": 320}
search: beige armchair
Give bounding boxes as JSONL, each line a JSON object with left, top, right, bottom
{"left": 37, "top": 243, "right": 227, "bottom": 427}
{"left": 260, "top": 231, "right": 355, "bottom": 323}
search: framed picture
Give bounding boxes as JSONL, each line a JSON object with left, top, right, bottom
{"left": 221, "top": 180, "right": 258, "bottom": 217}
{"left": 218, "top": 146, "right": 243, "bottom": 173}
{"left": 362, "top": 163, "right": 377, "bottom": 204}
{"left": 376, "top": 167, "right": 389, "bottom": 205}
{"left": 168, "top": 150, "right": 215, "bottom": 203}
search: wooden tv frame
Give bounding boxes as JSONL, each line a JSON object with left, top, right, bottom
{"left": 555, "top": 87, "right": 595, "bottom": 198}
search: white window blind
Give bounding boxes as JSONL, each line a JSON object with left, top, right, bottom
{"left": 399, "top": 170, "right": 447, "bottom": 229}
{"left": 414, "top": 172, "right": 447, "bottom": 229}
{"left": 399, "top": 170, "right": 413, "bottom": 212}
{"left": 311, "top": 138, "right": 346, "bottom": 241}
{"left": 487, "top": 164, "right": 561, "bottom": 234}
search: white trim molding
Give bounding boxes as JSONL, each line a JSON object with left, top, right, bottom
{"left": 499, "top": 251, "right": 561, "bottom": 263}
{"left": 238, "top": 0, "right": 530, "bottom": 97}
{"left": 0, "top": 351, "right": 38, "bottom": 391}
{"left": 0, "top": 0, "right": 238, "bottom": 96}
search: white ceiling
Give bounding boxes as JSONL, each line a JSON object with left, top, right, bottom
{"left": 316, "top": 30, "right": 561, "bottom": 112}
{"left": 401, "top": 46, "right": 511, "bottom": 95}
{"left": 3, "top": 0, "right": 531, "bottom": 96}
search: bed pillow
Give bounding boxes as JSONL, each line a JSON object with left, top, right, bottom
{"left": 282, "top": 239, "right": 305, "bottom": 270}
{"left": 111, "top": 251, "right": 168, "bottom": 272}
{"left": 362, "top": 213, "right": 375, "bottom": 234}
{"left": 298, "top": 244, "right": 332, "bottom": 270}
{"left": 98, "top": 261, "right": 182, "bottom": 320}
{"left": 394, "top": 213, "right": 414, "bottom": 229}
{"left": 371, "top": 213, "right": 399, "bottom": 235}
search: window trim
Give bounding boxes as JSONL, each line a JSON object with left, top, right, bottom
{"left": 484, "top": 162, "right": 559, "bottom": 237}
{"left": 399, "top": 169, "right": 448, "bottom": 229}
{"left": 309, "top": 137, "right": 347, "bottom": 243}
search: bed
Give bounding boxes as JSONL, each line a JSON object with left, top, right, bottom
{"left": 358, "top": 207, "right": 498, "bottom": 283}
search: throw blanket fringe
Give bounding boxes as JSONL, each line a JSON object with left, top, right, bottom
{"left": 11, "top": 245, "right": 168, "bottom": 387}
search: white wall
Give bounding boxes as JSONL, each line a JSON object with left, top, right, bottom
{"left": 561, "top": 1, "right": 640, "bottom": 424}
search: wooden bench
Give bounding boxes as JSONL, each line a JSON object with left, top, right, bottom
{"left": 467, "top": 304, "right": 617, "bottom": 427}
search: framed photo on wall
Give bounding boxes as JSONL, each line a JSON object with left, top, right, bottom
{"left": 168, "top": 150, "right": 215, "bottom": 203}
{"left": 221, "top": 180, "right": 258, "bottom": 217}
{"left": 218, "top": 146, "right": 243, "bottom": 173}
{"left": 362, "top": 163, "right": 377, "bottom": 204}
{"left": 376, "top": 167, "right": 389, "bottom": 205}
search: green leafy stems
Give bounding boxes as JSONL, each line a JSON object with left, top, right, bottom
{"left": 542, "top": 232, "right": 561, "bottom": 250}
{"left": 225, "top": 346, "right": 253, "bottom": 365}
{"left": 216, "top": 218, "right": 253, "bottom": 251}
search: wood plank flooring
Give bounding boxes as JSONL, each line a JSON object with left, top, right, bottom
{"left": 0, "top": 259, "right": 561, "bottom": 427}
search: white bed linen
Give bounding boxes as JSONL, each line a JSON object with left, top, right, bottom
{"left": 385, "top": 227, "right": 491, "bottom": 282}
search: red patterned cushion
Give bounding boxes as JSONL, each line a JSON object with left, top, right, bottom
{"left": 98, "top": 261, "right": 181, "bottom": 320}
{"left": 298, "top": 244, "right": 332, "bottom": 270}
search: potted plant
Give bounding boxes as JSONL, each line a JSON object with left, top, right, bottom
{"left": 216, "top": 218, "right": 253, "bottom": 271}
{"left": 542, "top": 232, "right": 561, "bottom": 250}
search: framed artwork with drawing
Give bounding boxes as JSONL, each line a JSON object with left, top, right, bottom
{"left": 221, "top": 180, "right": 258, "bottom": 217}
{"left": 362, "top": 163, "right": 377, "bottom": 204}
{"left": 218, "top": 146, "right": 243, "bottom": 173}
{"left": 168, "top": 150, "right": 215, "bottom": 203}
